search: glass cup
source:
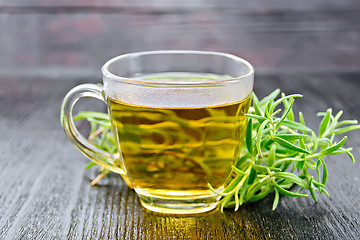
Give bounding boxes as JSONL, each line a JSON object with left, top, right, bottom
{"left": 60, "top": 50, "right": 254, "bottom": 214}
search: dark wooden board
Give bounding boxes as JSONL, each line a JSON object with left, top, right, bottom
{"left": 1, "top": 0, "right": 359, "bottom": 9}
{"left": 1, "top": 2, "right": 360, "bottom": 78}
{"left": 0, "top": 73, "right": 359, "bottom": 239}
{"left": 1, "top": 1, "right": 360, "bottom": 239}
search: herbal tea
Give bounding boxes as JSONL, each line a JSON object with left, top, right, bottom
{"left": 61, "top": 51, "right": 254, "bottom": 213}
{"left": 107, "top": 73, "right": 250, "bottom": 199}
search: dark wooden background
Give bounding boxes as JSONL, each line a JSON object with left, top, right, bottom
{"left": 1, "top": 1, "right": 360, "bottom": 239}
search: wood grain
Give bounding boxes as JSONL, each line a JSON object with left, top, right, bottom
{"left": 1, "top": 2, "right": 360, "bottom": 78}
{"left": 0, "top": 74, "right": 359, "bottom": 239}
{"left": 1, "top": 1, "right": 360, "bottom": 239}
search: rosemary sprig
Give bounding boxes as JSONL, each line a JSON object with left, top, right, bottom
{"left": 210, "top": 89, "right": 359, "bottom": 211}
{"left": 74, "top": 89, "right": 360, "bottom": 209}
{"left": 74, "top": 111, "right": 115, "bottom": 185}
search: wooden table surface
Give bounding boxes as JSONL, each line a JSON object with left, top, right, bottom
{"left": 1, "top": 1, "right": 360, "bottom": 239}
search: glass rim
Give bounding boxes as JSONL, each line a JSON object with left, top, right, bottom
{"left": 102, "top": 50, "right": 254, "bottom": 86}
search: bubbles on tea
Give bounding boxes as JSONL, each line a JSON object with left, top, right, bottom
{"left": 105, "top": 72, "right": 253, "bottom": 108}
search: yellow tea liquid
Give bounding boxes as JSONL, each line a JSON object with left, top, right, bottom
{"left": 107, "top": 73, "right": 250, "bottom": 200}
{"left": 108, "top": 101, "right": 249, "bottom": 197}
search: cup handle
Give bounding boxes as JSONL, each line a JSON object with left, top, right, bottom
{"left": 60, "top": 83, "right": 133, "bottom": 188}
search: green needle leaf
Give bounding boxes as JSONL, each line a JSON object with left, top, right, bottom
{"left": 346, "top": 151, "right": 355, "bottom": 163}
{"left": 336, "top": 120, "right": 358, "bottom": 127}
{"left": 320, "top": 136, "right": 347, "bottom": 155}
{"left": 330, "top": 147, "right": 353, "bottom": 155}
{"left": 332, "top": 125, "right": 360, "bottom": 135}
{"left": 265, "top": 101, "right": 273, "bottom": 118}
{"left": 259, "top": 89, "right": 281, "bottom": 106}
{"left": 273, "top": 172, "right": 308, "bottom": 189}
{"left": 296, "top": 160, "right": 305, "bottom": 169}
{"left": 281, "top": 120, "right": 312, "bottom": 132}
{"left": 246, "top": 118, "right": 253, "bottom": 154}
{"left": 271, "top": 109, "right": 282, "bottom": 117}
{"left": 272, "top": 179, "right": 308, "bottom": 198}
{"left": 270, "top": 94, "right": 302, "bottom": 113}
{"left": 249, "top": 187, "right": 273, "bottom": 201}
{"left": 246, "top": 113, "right": 267, "bottom": 122}
{"left": 299, "top": 112, "right": 306, "bottom": 126}
{"left": 334, "top": 110, "right": 343, "bottom": 119}
{"left": 281, "top": 93, "right": 295, "bottom": 121}
{"left": 319, "top": 158, "right": 328, "bottom": 185}
{"left": 248, "top": 168, "right": 257, "bottom": 185}
{"left": 276, "top": 98, "right": 294, "bottom": 129}
{"left": 252, "top": 92, "right": 262, "bottom": 116}
{"left": 274, "top": 137, "right": 310, "bottom": 154}
{"left": 272, "top": 189, "right": 280, "bottom": 210}
{"left": 309, "top": 177, "right": 318, "bottom": 202}
{"left": 274, "top": 172, "right": 308, "bottom": 189}
{"left": 257, "top": 119, "right": 270, "bottom": 157}
{"left": 319, "top": 108, "right": 331, "bottom": 137}
{"left": 232, "top": 166, "right": 246, "bottom": 176}
{"left": 268, "top": 144, "right": 276, "bottom": 167}
{"left": 256, "top": 165, "right": 281, "bottom": 173}
{"left": 275, "top": 134, "right": 308, "bottom": 141}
